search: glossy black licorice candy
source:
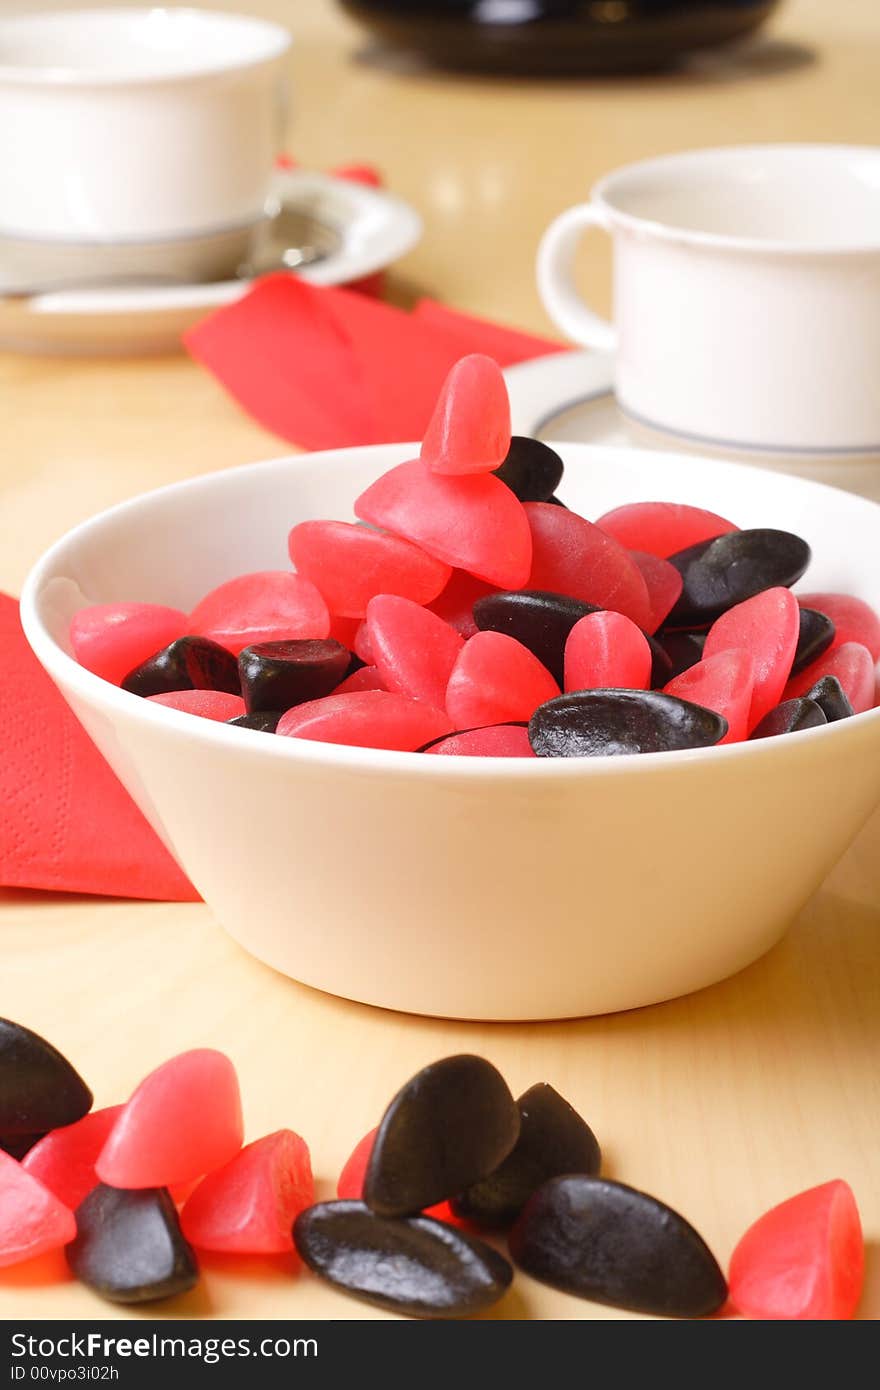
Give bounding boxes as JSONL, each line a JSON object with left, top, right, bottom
{"left": 238, "top": 638, "right": 351, "bottom": 714}
{"left": 67, "top": 1185, "right": 198, "bottom": 1305}
{"left": 363, "top": 1055, "right": 520, "bottom": 1217}
{"left": 509, "top": 1175, "right": 727, "bottom": 1318}
{"left": 806, "top": 674, "right": 855, "bottom": 723}
{"left": 494, "top": 436, "right": 564, "bottom": 503}
{"left": 474, "top": 590, "right": 601, "bottom": 686}
{"left": 667, "top": 528, "right": 811, "bottom": 627}
{"left": 750, "top": 697, "right": 827, "bottom": 739}
{"left": 452, "top": 1083, "right": 601, "bottom": 1230}
{"left": 122, "top": 636, "right": 240, "bottom": 698}
{"left": 791, "top": 607, "right": 835, "bottom": 676}
{"left": 529, "top": 689, "right": 727, "bottom": 758}
{"left": 0, "top": 1018, "right": 92, "bottom": 1136}
{"left": 657, "top": 630, "right": 706, "bottom": 680}
{"left": 646, "top": 633, "right": 673, "bottom": 690}
{"left": 0, "top": 1133, "right": 45, "bottom": 1159}
{"left": 227, "top": 710, "right": 283, "bottom": 733}
{"left": 294, "top": 1201, "right": 512, "bottom": 1319}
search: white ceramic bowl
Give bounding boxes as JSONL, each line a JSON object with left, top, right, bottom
{"left": 20, "top": 444, "right": 880, "bottom": 1021}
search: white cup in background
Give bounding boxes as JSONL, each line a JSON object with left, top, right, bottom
{"left": 537, "top": 145, "right": 880, "bottom": 453}
{"left": 0, "top": 8, "right": 291, "bottom": 280}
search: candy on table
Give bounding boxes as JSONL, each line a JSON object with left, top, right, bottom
{"left": 419, "top": 354, "right": 511, "bottom": 476}
{"left": 797, "top": 591, "right": 880, "bottom": 662}
{"left": 783, "top": 641, "right": 875, "bottom": 713}
{"left": 667, "top": 529, "right": 811, "bottom": 628}
{"left": 363, "top": 1055, "right": 520, "bottom": 1219}
{"left": 703, "top": 587, "right": 800, "bottom": 731}
{"left": 293, "top": 1200, "right": 513, "bottom": 1319}
{"left": 804, "top": 674, "right": 856, "bottom": 723}
{"left": 474, "top": 589, "right": 600, "bottom": 687}
{"left": 422, "top": 724, "right": 535, "bottom": 757}
{"left": 508, "top": 1175, "right": 727, "bottom": 1318}
{"left": 354, "top": 459, "right": 532, "bottom": 590}
{"left": 146, "top": 690, "right": 246, "bottom": 722}
{"left": 67, "top": 1185, "right": 198, "bottom": 1305}
{"left": 524, "top": 503, "right": 652, "bottom": 630}
{"left": 790, "top": 608, "right": 836, "bottom": 676}
{"left": 180, "top": 1130, "right": 314, "bottom": 1255}
{"left": 188, "top": 571, "right": 330, "bottom": 656}
{"left": 227, "top": 710, "right": 283, "bottom": 733}
{"left": 446, "top": 631, "right": 559, "bottom": 728}
{"left": 337, "top": 1128, "right": 458, "bottom": 1224}
{"left": 664, "top": 649, "right": 755, "bottom": 745}
{"left": 728, "top": 1180, "right": 864, "bottom": 1320}
{"left": 451, "top": 1083, "right": 601, "bottom": 1230}
{"left": 365, "top": 595, "right": 464, "bottom": 708}
{"left": 595, "top": 501, "right": 737, "bottom": 559}
{"left": 657, "top": 630, "right": 706, "bottom": 680}
{"left": 238, "top": 638, "right": 350, "bottom": 714}
{"left": 427, "top": 568, "right": 499, "bottom": 638}
{"left": 22, "top": 1106, "right": 123, "bottom": 1211}
{"left": 70, "top": 603, "right": 187, "bottom": 686}
{"left": 0, "top": 1019, "right": 92, "bottom": 1142}
{"left": 0, "top": 1151, "right": 77, "bottom": 1268}
{"left": 288, "top": 520, "right": 451, "bottom": 617}
{"left": 629, "top": 550, "right": 684, "bottom": 633}
{"left": 750, "top": 697, "right": 827, "bottom": 739}
{"left": 493, "top": 436, "right": 564, "bottom": 503}
{"left": 96, "top": 1049, "right": 243, "bottom": 1190}
{"left": 121, "top": 635, "right": 241, "bottom": 698}
{"left": 529, "top": 689, "right": 728, "bottom": 758}
{"left": 276, "top": 690, "right": 453, "bottom": 751}
{"left": 563, "top": 610, "right": 652, "bottom": 694}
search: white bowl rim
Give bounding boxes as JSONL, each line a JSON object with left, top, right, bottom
{"left": 19, "top": 440, "right": 880, "bottom": 782}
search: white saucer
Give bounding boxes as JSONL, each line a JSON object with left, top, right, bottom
{"left": 0, "top": 170, "right": 423, "bottom": 356}
{"left": 503, "top": 349, "right": 880, "bottom": 503}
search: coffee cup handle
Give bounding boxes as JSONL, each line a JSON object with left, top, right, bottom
{"left": 537, "top": 203, "right": 617, "bottom": 352}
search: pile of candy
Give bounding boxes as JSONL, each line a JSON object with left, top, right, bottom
{"left": 0, "top": 1018, "right": 865, "bottom": 1318}
{"left": 70, "top": 354, "right": 879, "bottom": 755}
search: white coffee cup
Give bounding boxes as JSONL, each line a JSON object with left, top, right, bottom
{"left": 0, "top": 8, "right": 291, "bottom": 280}
{"left": 537, "top": 145, "right": 880, "bottom": 452}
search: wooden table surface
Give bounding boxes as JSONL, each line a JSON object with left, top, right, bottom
{"left": 2, "top": 0, "right": 879, "bottom": 1321}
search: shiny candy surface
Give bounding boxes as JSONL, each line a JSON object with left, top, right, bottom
{"left": 146, "top": 690, "right": 245, "bottom": 722}
{"left": 629, "top": 550, "right": 684, "bottom": 634}
{"left": 67, "top": 1185, "right": 198, "bottom": 1305}
{"left": 667, "top": 529, "right": 811, "bottom": 627}
{"left": 750, "top": 698, "right": 827, "bottom": 739}
{"left": 524, "top": 503, "right": 651, "bottom": 630}
{"left": 703, "top": 588, "right": 800, "bottom": 730}
{"left": 446, "top": 632, "right": 559, "bottom": 727}
{"left": 529, "top": 689, "right": 727, "bottom": 758}
{"left": 494, "top": 436, "right": 564, "bottom": 502}
{"left": 238, "top": 639, "right": 350, "bottom": 714}
{"left": 121, "top": 635, "right": 240, "bottom": 699}
{"left": 366, "top": 595, "right": 463, "bottom": 708}
{"left": 790, "top": 607, "right": 836, "bottom": 676}
{"left": 422, "top": 724, "right": 535, "bottom": 757}
{"left": 0, "top": 1019, "right": 92, "bottom": 1137}
{"left": 784, "top": 642, "right": 875, "bottom": 713}
{"left": 563, "top": 611, "right": 652, "bottom": 694}
{"left": 0, "top": 1150, "right": 77, "bottom": 1268}
{"left": 797, "top": 592, "right": 880, "bottom": 662}
{"left": 474, "top": 589, "right": 600, "bottom": 687}
{"left": 803, "top": 674, "right": 856, "bottom": 723}
{"left": 595, "top": 501, "right": 737, "bottom": 559}
{"left": 70, "top": 603, "right": 187, "bottom": 687}
{"left": 288, "top": 520, "right": 450, "bottom": 618}
{"left": 664, "top": 649, "right": 755, "bottom": 744}
{"left": 420, "top": 354, "right": 511, "bottom": 476}
{"left": 22, "top": 1106, "right": 123, "bottom": 1212}
{"left": 276, "top": 691, "right": 453, "bottom": 751}
{"left": 188, "top": 571, "right": 330, "bottom": 656}
{"left": 181, "top": 1130, "right": 314, "bottom": 1255}
{"left": 427, "top": 569, "right": 499, "bottom": 638}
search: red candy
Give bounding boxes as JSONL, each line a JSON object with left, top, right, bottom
{"left": 353, "top": 620, "right": 375, "bottom": 665}
{"left": 277, "top": 691, "right": 453, "bottom": 751}
{"left": 0, "top": 1151, "right": 77, "bottom": 1267}
{"left": 70, "top": 603, "right": 186, "bottom": 686}
{"left": 564, "top": 611, "right": 652, "bottom": 694}
{"left": 337, "top": 1129, "right": 457, "bottom": 1225}
{"left": 629, "top": 551, "right": 684, "bottom": 634}
{"left": 664, "top": 649, "right": 755, "bottom": 744}
{"left": 22, "top": 1106, "right": 123, "bottom": 1211}
{"left": 595, "top": 501, "right": 737, "bottom": 559}
{"left": 797, "top": 592, "right": 880, "bottom": 662}
{"left": 420, "top": 354, "right": 511, "bottom": 476}
{"left": 428, "top": 569, "right": 499, "bottom": 639}
{"left": 180, "top": 1130, "right": 314, "bottom": 1255}
{"left": 424, "top": 725, "right": 535, "bottom": 757}
{"left": 703, "top": 588, "right": 800, "bottom": 730}
{"left": 96, "top": 1049, "right": 243, "bottom": 1189}
{"left": 446, "top": 632, "right": 559, "bottom": 727}
{"left": 355, "top": 459, "right": 532, "bottom": 590}
{"left": 366, "top": 595, "right": 464, "bottom": 708}
{"left": 333, "top": 664, "right": 386, "bottom": 695}
{"left": 288, "top": 520, "right": 451, "bottom": 618}
{"left": 327, "top": 614, "right": 363, "bottom": 650}
{"left": 524, "top": 503, "right": 652, "bottom": 630}
{"left": 728, "top": 1180, "right": 864, "bottom": 1320}
{"left": 783, "top": 641, "right": 876, "bottom": 713}
{"left": 189, "top": 571, "right": 330, "bottom": 655}
{"left": 146, "top": 690, "right": 245, "bottom": 722}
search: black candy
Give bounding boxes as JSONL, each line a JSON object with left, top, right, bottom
{"left": 529, "top": 689, "right": 727, "bottom": 757}
{"left": 494, "top": 436, "right": 564, "bottom": 503}
{"left": 364, "top": 1055, "right": 520, "bottom": 1218}
{"left": 646, "top": 634, "right": 673, "bottom": 690}
{"left": 508, "top": 1175, "right": 727, "bottom": 1318}
{"left": 0, "top": 1133, "right": 45, "bottom": 1159}
{"left": 667, "top": 528, "right": 811, "bottom": 626}
{"left": 238, "top": 638, "right": 350, "bottom": 714}
{"left": 0, "top": 1018, "right": 92, "bottom": 1136}
{"left": 452, "top": 1083, "right": 601, "bottom": 1230}
{"left": 806, "top": 674, "right": 855, "bottom": 722}
{"left": 294, "top": 1201, "right": 512, "bottom": 1319}
{"left": 474, "top": 590, "right": 601, "bottom": 686}
{"left": 750, "top": 697, "right": 827, "bottom": 739}
{"left": 67, "top": 1185, "right": 198, "bottom": 1305}
{"left": 227, "top": 710, "right": 283, "bottom": 733}
{"left": 657, "top": 630, "right": 706, "bottom": 680}
{"left": 122, "top": 636, "right": 240, "bottom": 698}
{"left": 791, "top": 608, "right": 835, "bottom": 676}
